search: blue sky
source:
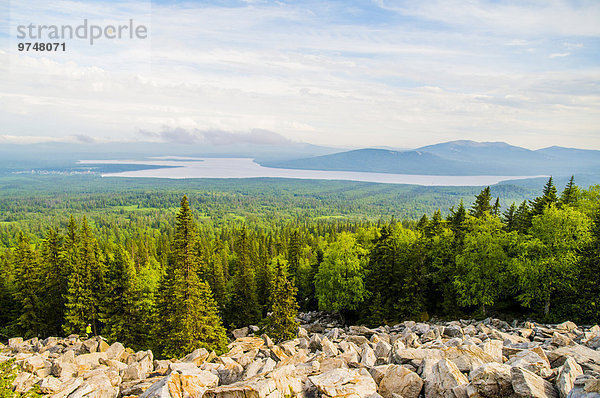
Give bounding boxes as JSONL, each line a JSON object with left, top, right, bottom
{"left": 1, "top": 0, "right": 599, "bottom": 149}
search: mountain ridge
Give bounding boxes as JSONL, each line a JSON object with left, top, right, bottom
{"left": 261, "top": 140, "right": 600, "bottom": 177}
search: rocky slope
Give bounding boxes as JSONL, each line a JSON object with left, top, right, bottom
{"left": 2, "top": 315, "right": 600, "bottom": 398}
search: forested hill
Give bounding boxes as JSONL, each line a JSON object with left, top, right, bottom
{"left": 263, "top": 140, "right": 600, "bottom": 177}
{"left": 0, "top": 177, "right": 598, "bottom": 359}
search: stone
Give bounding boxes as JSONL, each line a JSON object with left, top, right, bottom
{"left": 506, "top": 348, "right": 552, "bottom": 378}
{"left": 442, "top": 344, "right": 497, "bottom": 373}
{"left": 141, "top": 369, "right": 219, "bottom": 398}
{"left": 82, "top": 338, "right": 99, "bottom": 353}
{"left": 75, "top": 352, "right": 107, "bottom": 371}
{"left": 232, "top": 327, "right": 249, "bottom": 339}
{"left": 182, "top": 348, "right": 210, "bottom": 366}
{"left": 50, "top": 376, "right": 84, "bottom": 398}
{"left": 423, "top": 359, "right": 469, "bottom": 398}
{"left": 51, "top": 360, "right": 78, "bottom": 379}
{"left": 369, "top": 365, "right": 391, "bottom": 385}
{"left": 321, "top": 336, "right": 339, "bottom": 357}
{"left": 39, "top": 375, "right": 62, "bottom": 394}
{"left": 12, "top": 372, "right": 40, "bottom": 394}
{"left": 104, "top": 342, "right": 126, "bottom": 361}
{"left": 309, "top": 334, "right": 322, "bottom": 352}
{"left": 445, "top": 324, "right": 464, "bottom": 339}
{"left": 309, "top": 368, "right": 377, "bottom": 398}
{"left": 511, "top": 367, "right": 558, "bottom": 398}
{"left": 481, "top": 340, "right": 504, "bottom": 363}
{"left": 361, "top": 344, "right": 377, "bottom": 367}
{"left": 553, "top": 333, "right": 575, "bottom": 347}
{"left": 556, "top": 322, "right": 578, "bottom": 333}
{"left": 468, "top": 362, "right": 514, "bottom": 398}
{"left": 8, "top": 337, "right": 24, "bottom": 349}
{"left": 349, "top": 326, "right": 376, "bottom": 337}
{"left": 378, "top": 364, "right": 423, "bottom": 398}
{"left": 556, "top": 357, "right": 583, "bottom": 398}
{"left": 70, "top": 372, "right": 119, "bottom": 398}
{"left": 375, "top": 341, "right": 392, "bottom": 362}
{"left": 548, "top": 345, "right": 600, "bottom": 373}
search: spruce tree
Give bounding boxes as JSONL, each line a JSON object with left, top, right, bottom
{"left": 560, "top": 176, "right": 579, "bottom": 206}
{"left": 530, "top": 177, "right": 558, "bottom": 216}
{"left": 503, "top": 203, "right": 517, "bottom": 231}
{"left": 159, "top": 196, "right": 227, "bottom": 357}
{"left": 13, "top": 233, "right": 44, "bottom": 338}
{"left": 447, "top": 201, "right": 466, "bottom": 233}
{"left": 42, "top": 228, "right": 67, "bottom": 336}
{"left": 226, "top": 227, "right": 261, "bottom": 328}
{"left": 470, "top": 187, "right": 493, "bottom": 218}
{"left": 262, "top": 259, "right": 299, "bottom": 343}
{"left": 63, "top": 217, "right": 98, "bottom": 336}
{"left": 287, "top": 231, "right": 301, "bottom": 278}
{"left": 514, "top": 201, "right": 531, "bottom": 233}
{"left": 101, "top": 247, "right": 144, "bottom": 349}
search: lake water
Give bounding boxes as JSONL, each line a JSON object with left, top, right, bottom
{"left": 79, "top": 158, "right": 544, "bottom": 187}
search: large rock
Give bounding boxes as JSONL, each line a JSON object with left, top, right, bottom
{"left": 548, "top": 345, "right": 600, "bottom": 373}
{"left": 377, "top": 364, "right": 423, "bottom": 398}
{"left": 556, "top": 357, "right": 583, "bottom": 398}
{"left": 511, "top": 367, "right": 558, "bottom": 398}
{"left": 467, "top": 362, "right": 515, "bottom": 398}
{"left": 141, "top": 369, "right": 219, "bottom": 398}
{"left": 423, "top": 359, "right": 469, "bottom": 398}
{"left": 104, "top": 342, "right": 126, "bottom": 361}
{"left": 442, "top": 344, "right": 498, "bottom": 373}
{"left": 506, "top": 348, "right": 552, "bottom": 377}
{"left": 309, "top": 368, "right": 377, "bottom": 398}
{"left": 69, "top": 372, "right": 119, "bottom": 398}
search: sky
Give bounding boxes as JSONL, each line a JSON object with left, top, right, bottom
{"left": 1, "top": 0, "right": 599, "bottom": 150}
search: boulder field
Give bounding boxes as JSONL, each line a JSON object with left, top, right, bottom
{"left": 2, "top": 315, "right": 600, "bottom": 398}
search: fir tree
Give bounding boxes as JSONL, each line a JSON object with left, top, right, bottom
{"left": 492, "top": 198, "right": 500, "bottom": 216}
{"left": 447, "top": 201, "right": 466, "bottom": 233}
{"left": 287, "top": 230, "right": 302, "bottom": 278}
{"left": 503, "top": 203, "right": 517, "bottom": 231}
{"left": 101, "top": 247, "right": 144, "bottom": 349}
{"left": 13, "top": 233, "right": 44, "bottom": 338}
{"left": 159, "top": 196, "right": 228, "bottom": 357}
{"left": 560, "top": 176, "right": 579, "bottom": 206}
{"left": 226, "top": 227, "right": 261, "bottom": 328}
{"left": 262, "top": 259, "right": 299, "bottom": 343}
{"left": 470, "top": 187, "right": 493, "bottom": 218}
{"left": 513, "top": 201, "right": 532, "bottom": 233}
{"left": 63, "top": 217, "right": 98, "bottom": 336}
{"left": 42, "top": 228, "right": 67, "bottom": 336}
{"left": 530, "top": 177, "right": 558, "bottom": 216}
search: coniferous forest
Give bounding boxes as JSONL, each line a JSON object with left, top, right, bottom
{"left": 0, "top": 177, "right": 599, "bottom": 359}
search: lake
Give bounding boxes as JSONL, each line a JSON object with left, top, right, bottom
{"left": 78, "top": 158, "right": 544, "bottom": 187}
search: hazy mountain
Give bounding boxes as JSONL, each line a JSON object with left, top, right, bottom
{"left": 263, "top": 140, "right": 600, "bottom": 177}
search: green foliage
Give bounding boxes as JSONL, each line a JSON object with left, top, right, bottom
{"left": 0, "top": 359, "right": 41, "bottom": 398}
{"left": 0, "top": 176, "right": 599, "bottom": 351}
{"left": 157, "top": 196, "right": 228, "bottom": 357}
{"left": 454, "top": 215, "right": 510, "bottom": 315}
{"left": 315, "top": 232, "right": 367, "bottom": 312}
{"left": 225, "top": 227, "right": 261, "bottom": 328}
{"left": 513, "top": 205, "right": 592, "bottom": 317}
{"left": 63, "top": 217, "right": 100, "bottom": 336}
{"left": 262, "top": 259, "right": 299, "bottom": 342}
{"left": 470, "top": 187, "right": 493, "bottom": 218}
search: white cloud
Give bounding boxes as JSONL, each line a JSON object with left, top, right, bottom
{"left": 1, "top": 0, "right": 599, "bottom": 150}
{"left": 550, "top": 52, "right": 571, "bottom": 58}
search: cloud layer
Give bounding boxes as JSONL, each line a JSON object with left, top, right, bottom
{"left": 1, "top": 0, "right": 599, "bottom": 149}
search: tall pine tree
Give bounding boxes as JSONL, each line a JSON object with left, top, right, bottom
{"left": 158, "top": 196, "right": 227, "bottom": 357}
{"left": 262, "top": 259, "right": 299, "bottom": 343}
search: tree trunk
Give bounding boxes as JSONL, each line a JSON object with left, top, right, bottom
{"left": 544, "top": 298, "right": 550, "bottom": 316}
